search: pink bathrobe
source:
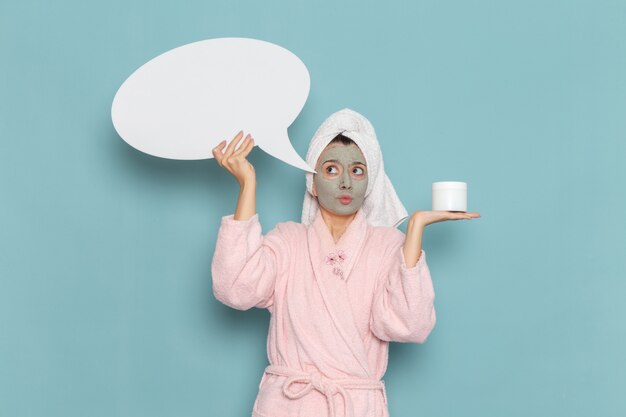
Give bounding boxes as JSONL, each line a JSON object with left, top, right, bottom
{"left": 211, "top": 208, "right": 436, "bottom": 417}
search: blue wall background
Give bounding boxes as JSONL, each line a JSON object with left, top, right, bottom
{"left": 1, "top": 0, "right": 625, "bottom": 416}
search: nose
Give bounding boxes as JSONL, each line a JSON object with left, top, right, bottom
{"left": 339, "top": 170, "right": 352, "bottom": 190}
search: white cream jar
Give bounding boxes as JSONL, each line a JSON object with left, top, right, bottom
{"left": 432, "top": 181, "right": 467, "bottom": 212}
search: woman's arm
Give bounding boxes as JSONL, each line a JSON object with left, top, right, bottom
{"left": 211, "top": 214, "right": 288, "bottom": 310}
{"left": 235, "top": 180, "right": 256, "bottom": 221}
{"left": 370, "top": 233, "right": 435, "bottom": 344}
{"left": 211, "top": 131, "right": 289, "bottom": 310}
{"left": 212, "top": 131, "right": 256, "bottom": 220}
{"left": 402, "top": 216, "right": 425, "bottom": 268}
{"left": 371, "top": 211, "right": 481, "bottom": 342}
{"left": 403, "top": 210, "right": 481, "bottom": 268}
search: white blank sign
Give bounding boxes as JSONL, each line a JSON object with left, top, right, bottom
{"left": 111, "top": 37, "right": 313, "bottom": 172}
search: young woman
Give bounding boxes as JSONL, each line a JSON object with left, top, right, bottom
{"left": 211, "top": 109, "right": 480, "bottom": 417}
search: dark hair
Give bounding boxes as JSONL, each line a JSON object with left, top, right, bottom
{"left": 328, "top": 133, "right": 356, "bottom": 146}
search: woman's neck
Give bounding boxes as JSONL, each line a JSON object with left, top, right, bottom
{"left": 318, "top": 206, "right": 357, "bottom": 243}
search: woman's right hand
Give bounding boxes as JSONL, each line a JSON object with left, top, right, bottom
{"left": 212, "top": 131, "right": 256, "bottom": 186}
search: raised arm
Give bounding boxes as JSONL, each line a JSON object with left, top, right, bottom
{"left": 402, "top": 210, "right": 481, "bottom": 268}
{"left": 211, "top": 214, "right": 288, "bottom": 310}
{"left": 371, "top": 210, "right": 481, "bottom": 343}
{"left": 370, "top": 231, "right": 436, "bottom": 343}
{"left": 211, "top": 131, "right": 285, "bottom": 310}
{"left": 212, "top": 131, "right": 256, "bottom": 220}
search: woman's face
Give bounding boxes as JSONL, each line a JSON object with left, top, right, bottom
{"left": 313, "top": 143, "right": 368, "bottom": 216}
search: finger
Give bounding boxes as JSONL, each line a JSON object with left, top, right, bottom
{"left": 232, "top": 136, "right": 252, "bottom": 157}
{"left": 458, "top": 212, "right": 480, "bottom": 220}
{"left": 237, "top": 137, "right": 255, "bottom": 159}
{"left": 234, "top": 137, "right": 254, "bottom": 159}
{"left": 212, "top": 149, "right": 225, "bottom": 166}
{"left": 224, "top": 131, "right": 245, "bottom": 158}
{"left": 213, "top": 139, "right": 227, "bottom": 151}
{"left": 241, "top": 137, "right": 255, "bottom": 158}
{"left": 444, "top": 212, "right": 471, "bottom": 221}
{"left": 212, "top": 140, "right": 227, "bottom": 164}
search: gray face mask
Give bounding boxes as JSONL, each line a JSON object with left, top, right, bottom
{"left": 313, "top": 143, "right": 368, "bottom": 216}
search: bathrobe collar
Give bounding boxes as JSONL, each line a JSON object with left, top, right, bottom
{"left": 308, "top": 208, "right": 368, "bottom": 283}
{"left": 306, "top": 208, "right": 372, "bottom": 376}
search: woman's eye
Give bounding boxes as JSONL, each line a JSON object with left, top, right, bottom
{"left": 326, "top": 166, "right": 338, "bottom": 174}
{"left": 352, "top": 167, "right": 364, "bottom": 175}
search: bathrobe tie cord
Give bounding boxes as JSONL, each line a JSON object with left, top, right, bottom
{"left": 265, "top": 365, "right": 387, "bottom": 417}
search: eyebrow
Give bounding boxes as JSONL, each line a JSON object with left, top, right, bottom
{"left": 322, "top": 159, "right": 367, "bottom": 166}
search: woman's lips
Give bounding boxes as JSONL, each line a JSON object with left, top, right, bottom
{"left": 338, "top": 195, "right": 352, "bottom": 205}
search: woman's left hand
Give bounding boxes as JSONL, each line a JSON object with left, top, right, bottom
{"left": 410, "top": 210, "right": 481, "bottom": 228}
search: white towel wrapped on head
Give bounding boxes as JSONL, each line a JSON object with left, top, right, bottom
{"left": 301, "top": 108, "right": 408, "bottom": 228}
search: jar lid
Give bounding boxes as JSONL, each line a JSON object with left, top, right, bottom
{"left": 432, "top": 181, "right": 467, "bottom": 190}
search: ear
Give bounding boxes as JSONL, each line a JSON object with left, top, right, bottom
{"left": 312, "top": 181, "right": 317, "bottom": 197}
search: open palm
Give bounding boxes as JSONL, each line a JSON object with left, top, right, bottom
{"left": 411, "top": 210, "right": 481, "bottom": 227}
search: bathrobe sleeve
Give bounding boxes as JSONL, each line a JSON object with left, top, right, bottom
{"left": 370, "top": 230, "right": 436, "bottom": 344}
{"left": 211, "top": 213, "right": 289, "bottom": 311}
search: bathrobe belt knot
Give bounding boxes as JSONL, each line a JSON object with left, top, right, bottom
{"left": 265, "top": 365, "right": 387, "bottom": 417}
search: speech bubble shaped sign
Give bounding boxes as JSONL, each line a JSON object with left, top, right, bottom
{"left": 111, "top": 37, "right": 314, "bottom": 172}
